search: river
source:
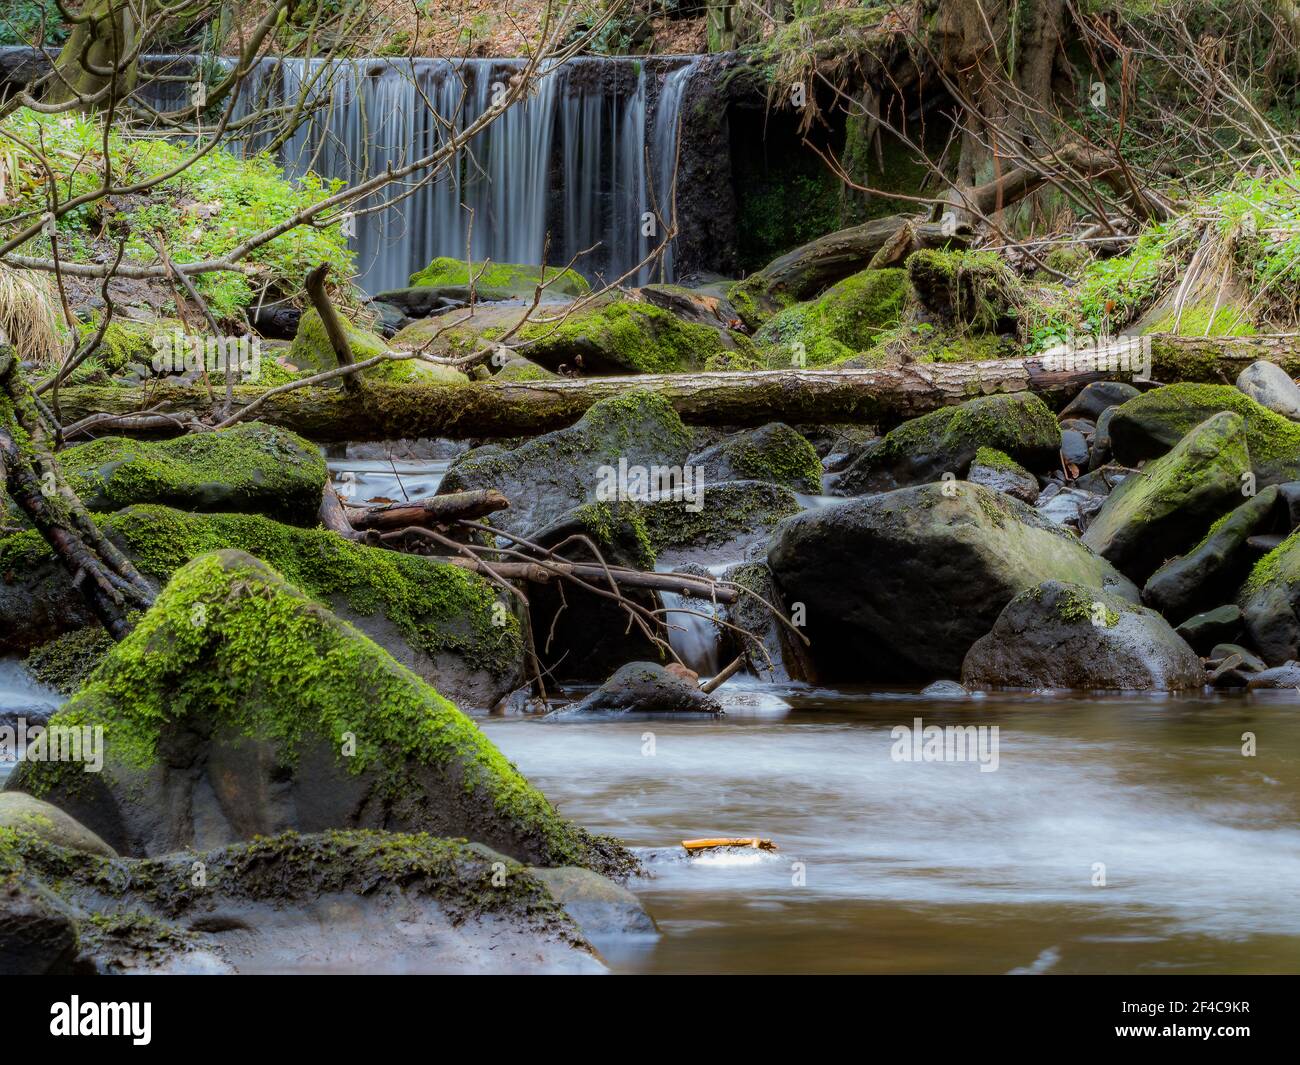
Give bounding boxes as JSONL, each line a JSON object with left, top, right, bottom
{"left": 479, "top": 683, "right": 1300, "bottom": 974}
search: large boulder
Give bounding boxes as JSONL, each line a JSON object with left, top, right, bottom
{"left": 1239, "top": 531, "right": 1300, "bottom": 664}
{"left": 549, "top": 662, "right": 722, "bottom": 717}
{"left": 0, "top": 829, "right": 606, "bottom": 974}
{"left": 767, "top": 482, "right": 1137, "bottom": 680}
{"left": 834, "top": 392, "right": 1061, "bottom": 496}
{"left": 751, "top": 267, "right": 907, "bottom": 367}
{"left": 1106, "top": 383, "right": 1300, "bottom": 483}
{"left": 1142, "top": 486, "right": 1280, "bottom": 621}
{"left": 967, "top": 446, "right": 1040, "bottom": 504}
{"left": 686, "top": 423, "right": 822, "bottom": 493}
{"left": 6, "top": 550, "right": 631, "bottom": 876}
{"left": 1082, "top": 412, "right": 1251, "bottom": 582}
{"left": 1059, "top": 380, "right": 1141, "bottom": 421}
{"left": 60, "top": 422, "right": 327, "bottom": 525}
{"left": 0, "top": 507, "right": 526, "bottom": 708}
{"left": 437, "top": 391, "right": 692, "bottom": 537}
{"left": 961, "top": 580, "right": 1204, "bottom": 691}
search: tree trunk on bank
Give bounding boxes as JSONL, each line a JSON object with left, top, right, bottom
{"left": 50, "top": 335, "right": 1300, "bottom": 442}
{"left": 47, "top": 0, "right": 141, "bottom": 106}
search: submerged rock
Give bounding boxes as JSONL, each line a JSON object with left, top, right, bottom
{"left": 7, "top": 550, "right": 629, "bottom": 874}
{"left": 0, "top": 506, "right": 524, "bottom": 708}
{"left": 60, "top": 422, "right": 327, "bottom": 525}
{"left": 1245, "top": 663, "right": 1300, "bottom": 690}
{"left": 530, "top": 865, "right": 657, "bottom": 938}
{"left": 834, "top": 392, "right": 1061, "bottom": 496}
{"left": 0, "top": 829, "right": 606, "bottom": 974}
{"left": 1082, "top": 411, "right": 1250, "bottom": 582}
{"left": 767, "top": 482, "right": 1137, "bottom": 680}
{"left": 919, "top": 680, "right": 970, "bottom": 698}
{"left": 686, "top": 423, "right": 822, "bottom": 493}
{"left": 1236, "top": 361, "right": 1300, "bottom": 420}
{"left": 550, "top": 662, "right": 723, "bottom": 717}
{"left": 961, "top": 580, "right": 1204, "bottom": 691}
{"left": 1142, "top": 486, "right": 1279, "bottom": 621}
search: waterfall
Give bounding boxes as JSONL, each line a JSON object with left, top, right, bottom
{"left": 659, "top": 589, "right": 721, "bottom": 677}
{"left": 178, "top": 54, "right": 702, "bottom": 294}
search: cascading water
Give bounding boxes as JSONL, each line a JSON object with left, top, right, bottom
{"left": 183, "top": 55, "right": 700, "bottom": 293}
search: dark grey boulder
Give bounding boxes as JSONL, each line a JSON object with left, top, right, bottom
{"left": 438, "top": 390, "right": 692, "bottom": 537}
{"left": 1238, "top": 530, "right": 1300, "bottom": 665}
{"left": 1246, "top": 663, "right": 1300, "bottom": 689}
{"left": 1175, "top": 605, "right": 1243, "bottom": 653}
{"left": 1142, "top": 486, "right": 1280, "bottom": 621}
{"left": 1082, "top": 411, "right": 1251, "bottom": 582}
{"left": 1060, "top": 381, "right": 1140, "bottom": 421}
{"left": 967, "top": 448, "right": 1040, "bottom": 504}
{"left": 961, "top": 580, "right": 1205, "bottom": 691}
{"left": 767, "top": 481, "right": 1136, "bottom": 680}
{"left": 686, "top": 423, "right": 822, "bottom": 493}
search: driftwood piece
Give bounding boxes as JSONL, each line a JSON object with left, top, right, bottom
{"left": 443, "top": 557, "right": 739, "bottom": 603}
{"left": 305, "top": 263, "right": 360, "bottom": 394}
{"left": 344, "top": 489, "right": 509, "bottom": 532}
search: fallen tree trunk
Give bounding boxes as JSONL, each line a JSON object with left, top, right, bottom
{"left": 47, "top": 334, "right": 1300, "bottom": 442}
{"left": 443, "top": 557, "right": 739, "bottom": 603}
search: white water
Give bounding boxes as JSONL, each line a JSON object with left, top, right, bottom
{"left": 155, "top": 55, "right": 702, "bottom": 293}
{"left": 0, "top": 659, "right": 64, "bottom": 788}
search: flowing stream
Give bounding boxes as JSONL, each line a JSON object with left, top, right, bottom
{"left": 479, "top": 687, "right": 1300, "bottom": 974}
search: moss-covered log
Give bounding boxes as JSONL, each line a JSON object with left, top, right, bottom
{"left": 50, "top": 334, "right": 1300, "bottom": 442}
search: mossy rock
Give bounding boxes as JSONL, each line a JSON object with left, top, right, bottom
{"left": 767, "top": 481, "right": 1138, "bottom": 680}
{"left": 0, "top": 828, "right": 608, "bottom": 974}
{"left": 640, "top": 480, "right": 801, "bottom": 563}
{"left": 752, "top": 268, "right": 907, "bottom": 367}
{"left": 0, "top": 506, "right": 525, "bottom": 708}
{"left": 835, "top": 391, "right": 1061, "bottom": 495}
{"left": 438, "top": 390, "right": 693, "bottom": 537}
{"left": 1107, "top": 383, "right": 1300, "bottom": 484}
{"left": 492, "top": 356, "right": 558, "bottom": 382}
{"left": 1142, "top": 485, "right": 1280, "bottom": 622}
{"left": 516, "top": 296, "right": 757, "bottom": 376}
{"left": 687, "top": 423, "right": 822, "bottom": 493}
{"left": 961, "top": 580, "right": 1203, "bottom": 691}
{"left": 8, "top": 550, "right": 632, "bottom": 877}
{"left": 906, "top": 249, "right": 1026, "bottom": 333}
{"left": 1082, "top": 411, "right": 1251, "bottom": 582}
{"left": 60, "top": 422, "right": 327, "bottom": 525}
{"left": 1238, "top": 524, "right": 1300, "bottom": 664}
{"left": 0, "top": 793, "right": 117, "bottom": 857}
{"left": 408, "top": 257, "right": 590, "bottom": 299}
{"left": 289, "top": 307, "right": 468, "bottom": 384}
{"left": 76, "top": 317, "right": 186, "bottom": 377}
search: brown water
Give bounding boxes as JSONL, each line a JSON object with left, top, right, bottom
{"left": 479, "top": 683, "right": 1300, "bottom": 974}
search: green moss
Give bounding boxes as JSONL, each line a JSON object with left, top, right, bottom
{"left": 515, "top": 298, "right": 753, "bottom": 375}
{"left": 1243, "top": 528, "right": 1300, "bottom": 595}
{"left": 1055, "top": 586, "right": 1121, "bottom": 627}
{"left": 705, "top": 424, "right": 823, "bottom": 492}
{"left": 17, "top": 551, "right": 629, "bottom": 873}
{"left": 754, "top": 268, "right": 908, "bottom": 366}
{"left": 1145, "top": 302, "right": 1256, "bottom": 336}
{"left": 59, "top": 422, "right": 327, "bottom": 524}
{"left": 906, "top": 248, "right": 1027, "bottom": 333}
{"left": 573, "top": 500, "right": 656, "bottom": 570}
{"left": 77, "top": 319, "right": 183, "bottom": 375}
{"left": 289, "top": 308, "right": 468, "bottom": 384}
{"left": 23, "top": 627, "right": 115, "bottom": 696}
{"left": 641, "top": 481, "right": 800, "bottom": 551}
{"left": 972, "top": 446, "right": 1027, "bottom": 473}
{"left": 409, "top": 257, "right": 590, "bottom": 298}
{"left": 5, "top": 505, "right": 524, "bottom": 678}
